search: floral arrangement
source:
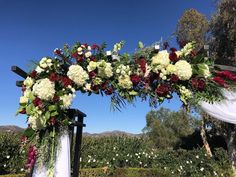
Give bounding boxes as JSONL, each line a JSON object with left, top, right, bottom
{"left": 16, "top": 41, "right": 236, "bottom": 176}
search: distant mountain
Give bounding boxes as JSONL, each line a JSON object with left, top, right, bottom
{"left": 0, "top": 125, "right": 24, "bottom": 132}
{"left": 83, "top": 130, "right": 142, "bottom": 137}
{"left": 0, "top": 125, "right": 141, "bottom": 137}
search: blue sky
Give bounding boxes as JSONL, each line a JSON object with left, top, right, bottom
{"left": 0, "top": 0, "right": 216, "bottom": 133}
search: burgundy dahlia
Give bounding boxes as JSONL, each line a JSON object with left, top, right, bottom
{"left": 30, "top": 70, "right": 37, "bottom": 78}
{"left": 61, "top": 77, "right": 72, "bottom": 87}
{"left": 191, "top": 78, "right": 206, "bottom": 91}
{"left": 49, "top": 73, "right": 58, "bottom": 82}
{"left": 130, "top": 74, "right": 141, "bottom": 85}
{"left": 170, "top": 74, "right": 179, "bottom": 83}
{"left": 155, "top": 84, "right": 171, "bottom": 97}
{"left": 105, "top": 87, "right": 113, "bottom": 95}
{"left": 137, "top": 57, "right": 146, "bottom": 73}
{"left": 89, "top": 71, "right": 96, "bottom": 79}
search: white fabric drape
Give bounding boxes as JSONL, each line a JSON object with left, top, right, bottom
{"left": 33, "top": 131, "right": 71, "bottom": 177}
{"left": 200, "top": 89, "right": 236, "bottom": 124}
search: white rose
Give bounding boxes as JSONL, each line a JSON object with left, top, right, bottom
{"left": 151, "top": 50, "right": 170, "bottom": 67}
{"left": 85, "top": 51, "right": 92, "bottom": 58}
{"left": 23, "top": 77, "right": 34, "bottom": 88}
{"left": 40, "top": 63, "right": 47, "bottom": 69}
{"left": 174, "top": 60, "right": 192, "bottom": 80}
{"left": 35, "top": 66, "right": 44, "bottom": 73}
{"left": 20, "top": 96, "right": 28, "bottom": 104}
{"left": 87, "top": 61, "right": 97, "bottom": 72}
{"left": 87, "top": 46, "right": 92, "bottom": 50}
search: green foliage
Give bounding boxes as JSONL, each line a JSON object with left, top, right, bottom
{"left": 176, "top": 9, "right": 209, "bottom": 50}
{"left": 210, "top": 0, "right": 236, "bottom": 65}
{"left": 0, "top": 132, "right": 25, "bottom": 175}
{"left": 143, "top": 108, "right": 200, "bottom": 149}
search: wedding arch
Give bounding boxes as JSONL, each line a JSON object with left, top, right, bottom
{"left": 13, "top": 41, "right": 236, "bottom": 177}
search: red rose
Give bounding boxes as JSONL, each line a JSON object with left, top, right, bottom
{"left": 170, "top": 48, "right": 177, "bottom": 52}
{"left": 30, "top": 70, "right": 37, "bottom": 78}
{"left": 19, "top": 108, "right": 26, "bottom": 114}
{"left": 105, "top": 87, "right": 113, "bottom": 95}
{"left": 54, "top": 48, "right": 61, "bottom": 55}
{"left": 91, "top": 84, "right": 100, "bottom": 92}
{"left": 130, "top": 74, "right": 141, "bottom": 85}
{"left": 89, "top": 71, "right": 96, "bottom": 79}
{"left": 212, "top": 77, "right": 228, "bottom": 88}
{"left": 32, "top": 97, "right": 43, "bottom": 109}
{"left": 49, "top": 73, "right": 58, "bottom": 82}
{"left": 170, "top": 74, "right": 179, "bottom": 83}
{"left": 61, "top": 77, "right": 72, "bottom": 87}
{"left": 49, "top": 117, "right": 56, "bottom": 125}
{"left": 192, "top": 78, "right": 205, "bottom": 91}
{"left": 53, "top": 95, "right": 60, "bottom": 103}
{"left": 155, "top": 84, "right": 171, "bottom": 97}
{"left": 77, "top": 56, "right": 85, "bottom": 63}
{"left": 169, "top": 52, "right": 178, "bottom": 62}
{"left": 90, "top": 56, "right": 96, "bottom": 61}
{"left": 198, "top": 79, "right": 206, "bottom": 90}
{"left": 82, "top": 43, "right": 88, "bottom": 48}
{"left": 71, "top": 52, "right": 78, "bottom": 59}
{"left": 92, "top": 44, "right": 100, "bottom": 50}
{"left": 137, "top": 57, "right": 146, "bottom": 73}
{"left": 101, "top": 82, "right": 107, "bottom": 90}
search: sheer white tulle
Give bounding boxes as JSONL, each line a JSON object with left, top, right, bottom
{"left": 33, "top": 131, "right": 70, "bottom": 177}
{"left": 200, "top": 89, "right": 236, "bottom": 124}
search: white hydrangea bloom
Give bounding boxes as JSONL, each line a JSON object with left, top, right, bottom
{"left": 174, "top": 60, "right": 192, "bottom": 80}
{"left": 67, "top": 65, "right": 88, "bottom": 86}
{"left": 60, "top": 93, "right": 75, "bottom": 109}
{"left": 28, "top": 115, "right": 44, "bottom": 130}
{"left": 32, "top": 78, "right": 55, "bottom": 100}
{"left": 118, "top": 75, "right": 133, "bottom": 89}
{"left": 87, "top": 61, "right": 97, "bottom": 72}
{"left": 151, "top": 50, "right": 170, "bottom": 67}
{"left": 166, "top": 64, "right": 176, "bottom": 75}
{"left": 23, "top": 77, "right": 34, "bottom": 88}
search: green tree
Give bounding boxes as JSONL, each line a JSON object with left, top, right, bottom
{"left": 143, "top": 108, "right": 199, "bottom": 149}
{"left": 176, "top": 9, "right": 209, "bottom": 50}
{"left": 210, "top": 0, "right": 236, "bottom": 65}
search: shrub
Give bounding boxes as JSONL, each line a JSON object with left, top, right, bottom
{"left": 0, "top": 132, "right": 25, "bottom": 175}
{"left": 79, "top": 168, "right": 173, "bottom": 177}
